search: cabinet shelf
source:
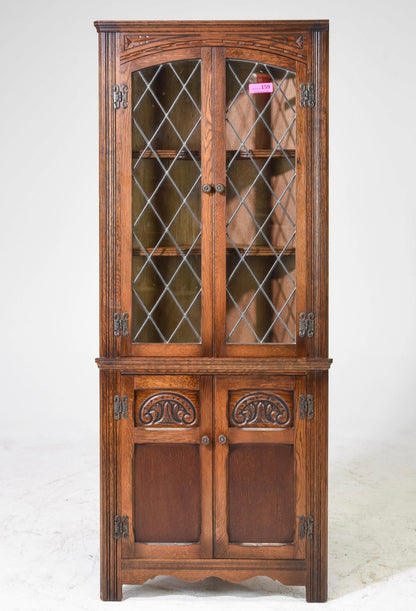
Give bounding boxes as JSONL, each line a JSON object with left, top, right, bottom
{"left": 132, "top": 246, "right": 295, "bottom": 257}
{"left": 132, "top": 149, "right": 295, "bottom": 160}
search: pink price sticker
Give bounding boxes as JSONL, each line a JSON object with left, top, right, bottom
{"left": 249, "top": 82, "right": 273, "bottom": 94}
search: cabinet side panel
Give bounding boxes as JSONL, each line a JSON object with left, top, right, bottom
{"left": 99, "top": 31, "right": 120, "bottom": 358}
{"left": 310, "top": 26, "right": 329, "bottom": 358}
{"left": 100, "top": 369, "right": 121, "bottom": 601}
{"left": 306, "top": 370, "right": 328, "bottom": 602}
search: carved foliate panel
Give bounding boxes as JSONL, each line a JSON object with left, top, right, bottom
{"left": 120, "top": 32, "right": 306, "bottom": 64}
{"left": 229, "top": 390, "right": 293, "bottom": 428}
{"left": 135, "top": 390, "right": 199, "bottom": 427}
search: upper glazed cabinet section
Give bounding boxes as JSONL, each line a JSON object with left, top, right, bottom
{"left": 97, "top": 22, "right": 326, "bottom": 358}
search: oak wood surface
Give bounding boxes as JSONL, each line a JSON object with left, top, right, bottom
{"left": 96, "top": 19, "right": 329, "bottom": 602}
{"left": 228, "top": 444, "right": 294, "bottom": 543}
{"left": 96, "top": 356, "right": 332, "bottom": 372}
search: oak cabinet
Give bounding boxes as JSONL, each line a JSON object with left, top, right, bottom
{"left": 95, "top": 20, "right": 330, "bottom": 602}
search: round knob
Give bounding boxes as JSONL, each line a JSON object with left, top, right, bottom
{"left": 218, "top": 434, "right": 227, "bottom": 445}
{"left": 202, "top": 184, "right": 212, "bottom": 193}
{"left": 201, "top": 435, "right": 210, "bottom": 446}
{"left": 215, "top": 183, "right": 225, "bottom": 193}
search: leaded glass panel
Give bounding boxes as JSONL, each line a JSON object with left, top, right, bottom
{"left": 131, "top": 60, "right": 202, "bottom": 343}
{"left": 225, "top": 60, "right": 297, "bottom": 344}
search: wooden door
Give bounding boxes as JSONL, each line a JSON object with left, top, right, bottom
{"left": 120, "top": 374, "right": 213, "bottom": 559}
{"left": 214, "top": 375, "right": 307, "bottom": 559}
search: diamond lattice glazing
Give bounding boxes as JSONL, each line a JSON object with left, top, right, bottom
{"left": 225, "top": 60, "right": 297, "bottom": 344}
{"left": 131, "top": 60, "right": 202, "bottom": 343}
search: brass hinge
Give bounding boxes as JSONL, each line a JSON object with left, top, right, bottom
{"left": 114, "top": 395, "right": 128, "bottom": 420}
{"left": 113, "top": 515, "right": 129, "bottom": 540}
{"left": 113, "top": 312, "right": 129, "bottom": 337}
{"left": 299, "top": 515, "right": 314, "bottom": 540}
{"left": 299, "top": 394, "right": 314, "bottom": 420}
{"left": 299, "top": 83, "right": 315, "bottom": 108}
{"left": 299, "top": 312, "right": 315, "bottom": 338}
{"left": 113, "top": 84, "right": 128, "bottom": 109}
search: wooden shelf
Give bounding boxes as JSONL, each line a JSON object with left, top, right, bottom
{"left": 228, "top": 246, "right": 295, "bottom": 256}
{"left": 133, "top": 247, "right": 201, "bottom": 257}
{"left": 132, "top": 149, "right": 295, "bottom": 160}
{"left": 227, "top": 149, "right": 296, "bottom": 160}
{"left": 133, "top": 246, "right": 295, "bottom": 257}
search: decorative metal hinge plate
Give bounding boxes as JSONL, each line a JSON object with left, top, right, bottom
{"left": 299, "top": 83, "right": 315, "bottom": 108}
{"left": 113, "top": 515, "right": 129, "bottom": 540}
{"left": 299, "top": 312, "right": 315, "bottom": 338}
{"left": 114, "top": 395, "right": 128, "bottom": 420}
{"left": 299, "top": 394, "right": 314, "bottom": 420}
{"left": 113, "top": 312, "right": 129, "bottom": 337}
{"left": 299, "top": 515, "right": 314, "bottom": 540}
{"left": 113, "top": 84, "right": 128, "bottom": 109}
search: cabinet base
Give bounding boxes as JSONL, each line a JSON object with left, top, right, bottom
{"left": 100, "top": 558, "right": 323, "bottom": 601}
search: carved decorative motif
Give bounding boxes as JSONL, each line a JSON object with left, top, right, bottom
{"left": 121, "top": 33, "right": 306, "bottom": 61}
{"left": 296, "top": 35, "right": 304, "bottom": 48}
{"left": 230, "top": 392, "right": 291, "bottom": 427}
{"left": 138, "top": 392, "right": 197, "bottom": 426}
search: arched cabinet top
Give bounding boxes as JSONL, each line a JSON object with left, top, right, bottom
{"left": 94, "top": 20, "right": 329, "bottom": 66}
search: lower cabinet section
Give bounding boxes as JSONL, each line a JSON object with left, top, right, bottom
{"left": 100, "top": 367, "right": 329, "bottom": 602}
{"left": 118, "top": 374, "right": 307, "bottom": 563}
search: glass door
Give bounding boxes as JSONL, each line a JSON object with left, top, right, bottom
{"left": 119, "top": 48, "right": 307, "bottom": 357}
{"left": 119, "top": 49, "right": 213, "bottom": 356}
{"left": 214, "top": 51, "right": 307, "bottom": 357}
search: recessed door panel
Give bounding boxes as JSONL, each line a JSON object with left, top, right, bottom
{"left": 228, "top": 443, "right": 294, "bottom": 544}
{"left": 134, "top": 443, "right": 201, "bottom": 543}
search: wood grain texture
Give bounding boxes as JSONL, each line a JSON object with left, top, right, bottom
{"left": 201, "top": 47, "right": 214, "bottom": 356}
{"left": 96, "top": 19, "right": 330, "bottom": 602}
{"left": 213, "top": 374, "right": 306, "bottom": 561}
{"left": 306, "top": 370, "right": 329, "bottom": 602}
{"left": 97, "top": 356, "right": 332, "bottom": 372}
{"left": 98, "top": 31, "right": 120, "bottom": 360}
{"left": 121, "top": 566, "right": 306, "bottom": 586}
{"left": 100, "top": 369, "right": 121, "bottom": 601}
{"left": 134, "top": 443, "right": 201, "bottom": 543}
{"left": 311, "top": 26, "right": 329, "bottom": 360}
{"left": 228, "top": 444, "right": 295, "bottom": 544}
{"left": 98, "top": 29, "right": 122, "bottom": 602}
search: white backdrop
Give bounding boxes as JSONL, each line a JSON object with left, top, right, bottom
{"left": 1, "top": 0, "right": 415, "bottom": 447}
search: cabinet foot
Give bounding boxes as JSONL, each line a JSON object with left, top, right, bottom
{"left": 100, "top": 582, "right": 122, "bottom": 602}
{"left": 306, "top": 573, "right": 328, "bottom": 603}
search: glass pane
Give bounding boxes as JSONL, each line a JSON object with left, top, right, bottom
{"left": 225, "top": 60, "right": 297, "bottom": 344}
{"left": 131, "top": 60, "right": 202, "bottom": 343}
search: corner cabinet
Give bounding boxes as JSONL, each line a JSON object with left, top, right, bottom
{"left": 94, "top": 20, "right": 331, "bottom": 603}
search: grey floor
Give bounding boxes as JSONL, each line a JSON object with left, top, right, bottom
{"left": 1, "top": 432, "right": 415, "bottom": 611}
